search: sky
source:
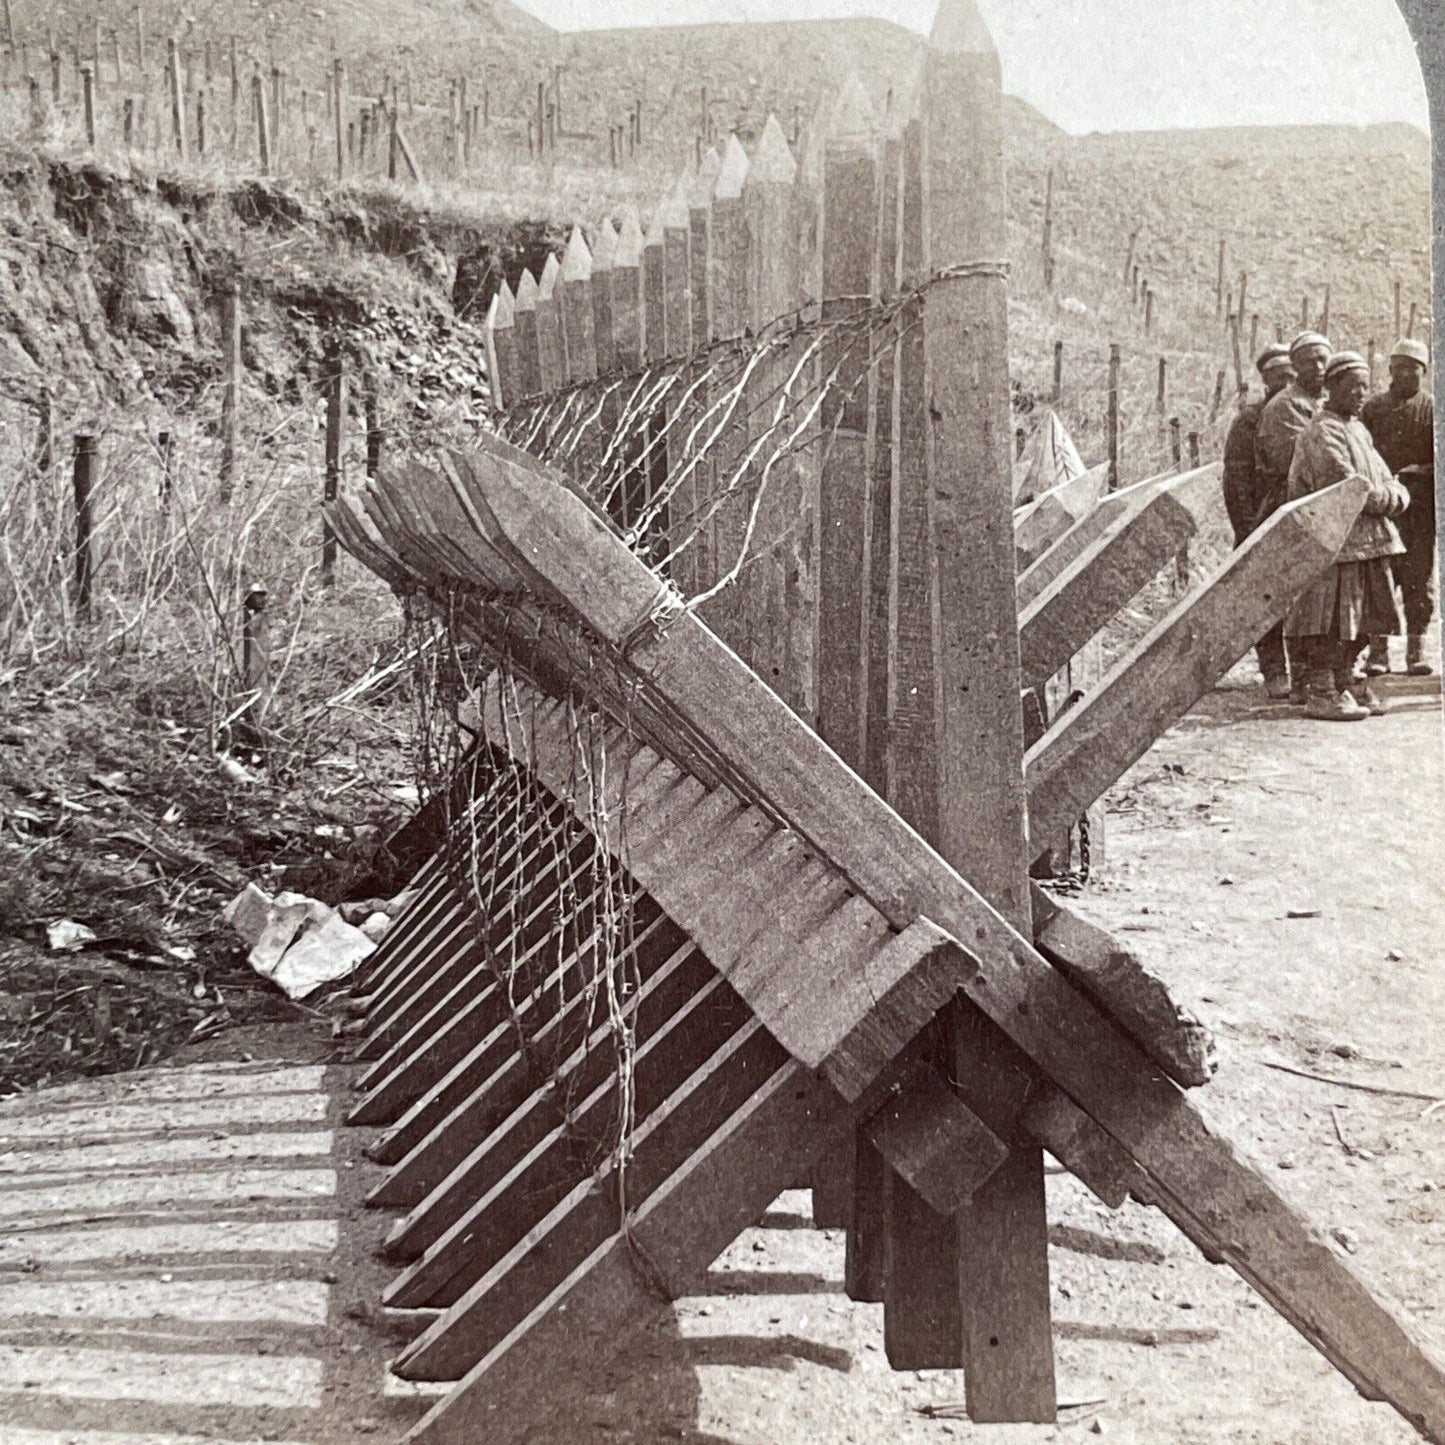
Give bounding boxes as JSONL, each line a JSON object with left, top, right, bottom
{"left": 511, "top": 0, "right": 1431, "bottom": 136}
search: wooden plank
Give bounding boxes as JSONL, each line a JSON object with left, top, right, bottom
{"left": 1025, "top": 478, "right": 1368, "bottom": 845}
{"left": 375, "top": 444, "right": 1445, "bottom": 1443}
{"left": 1031, "top": 883, "right": 1214, "bottom": 1088}
{"left": 1015, "top": 466, "right": 1192, "bottom": 612}
{"left": 1013, "top": 462, "right": 1109, "bottom": 569}
{"left": 1018, "top": 465, "right": 1223, "bottom": 696}
{"left": 589, "top": 218, "right": 617, "bottom": 380}
{"left": 399, "top": 1064, "right": 842, "bottom": 1445}
{"left": 1021, "top": 1085, "right": 1143, "bottom": 1210}
{"left": 865, "top": 1060, "right": 1007, "bottom": 1214}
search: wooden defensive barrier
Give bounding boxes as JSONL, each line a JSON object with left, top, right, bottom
{"left": 322, "top": 4, "right": 1445, "bottom": 1441}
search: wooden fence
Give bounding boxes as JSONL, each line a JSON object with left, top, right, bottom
{"left": 320, "top": 4, "right": 1445, "bottom": 1442}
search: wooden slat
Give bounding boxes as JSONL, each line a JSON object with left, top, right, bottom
{"left": 589, "top": 219, "right": 617, "bottom": 381}
{"left": 510, "top": 268, "right": 542, "bottom": 402}
{"left": 1021, "top": 1084, "right": 1144, "bottom": 1210}
{"left": 399, "top": 1063, "right": 843, "bottom": 1445}
{"left": 1013, "top": 462, "right": 1109, "bottom": 570}
{"left": 534, "top": 252, "right": 564, "bottom": 396}
{"left": 1018, "top": 464, "right": 1226, "bottom": 694}
{"left": 485, "top": 281, "right": 516, "bottom": 414}
{"left": 1025, "top": 478, "right": 1368, "bottom": 845}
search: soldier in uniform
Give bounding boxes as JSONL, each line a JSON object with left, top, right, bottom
{"left": 1255, "top": 331, "right": 1331, "bottom": 700}
{"left": 1284, "top": 352, "right": 1409, "bottom": 721}
{"left": 1362, "top": 338, "right": 1435, "bottom": 675}
{"left": 1223, "top": 342, "right": 1296, "bottom": 696}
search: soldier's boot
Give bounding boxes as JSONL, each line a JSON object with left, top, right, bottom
{"left": 1288, "top": 671, "right": 1308, "bottom": 705}
{"left": 1303, "top": 669, "right": 1368, "bottom": 722}
{"left": 1407, "top": 634, "right": 1435, "bottom": 676}
{"left": 1352, "top": 677, "right": 1388, "bottom": 717}
{"left": 1263, "top": 672, "right": 1292, "bottom": 700}
{"left": 1365, "top": 635, "right": 1390, "bottom": 675}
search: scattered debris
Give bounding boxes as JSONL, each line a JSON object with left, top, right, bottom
{"left": 224, "top": 884, "right": 375, "bottom": 1000}
{"left": 1260, "top": 1059, "right": 1444, "bottom": 1105}
{"left": 1286, "top": 907, "right": 1322, "bottom": 919}
{"left": 45, "top": 920, "right": 97, "bottom": 953}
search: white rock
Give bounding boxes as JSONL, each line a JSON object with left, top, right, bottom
{"left": 360, "top": 912, "right": 392, "bottom": 943}
{"left": 222, "top": 883, "right": 273, "bottom": 948}
{"left": 271, "top": 912, "right": 376, "bottom": 1000}
{"left": 46, "top": 919, "right": 97, "bottom": 953}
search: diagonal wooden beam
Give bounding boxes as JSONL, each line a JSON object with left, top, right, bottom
{"left": 1018, "top": 464, "right": 1226, "bottom": 696}
{"left": 1025, "top": 477, "right": 1367, "bottom": 845}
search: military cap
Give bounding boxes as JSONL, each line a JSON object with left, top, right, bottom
{"left": 1389, "top": 338, "right": 1430, "bottom": 370}
{"left": 1256, "top": 342, "right": 1293, "bottom": 375}
{"left": 1289, "top": 330, "right": 1332, "bottom": 357}
{"left": 1323, "top": 350, "right": 1369, "bottom": 382}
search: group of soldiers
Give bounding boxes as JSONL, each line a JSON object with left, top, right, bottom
{"left": 1223, "top": 331, "right": 1436, "bottom": 720}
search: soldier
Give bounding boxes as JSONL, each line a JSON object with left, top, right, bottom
{"left": 1254, "top": 330, "right": 1331, "bottom": 700}
{"left": 1284, "top": 351, "right": 1409, "bottom": 721}
{"left": 1223, "top": 342, "right": 1296, "bottom": 696}
{"left": 1362, "top": 338, "right": 1435, "bottom": 675}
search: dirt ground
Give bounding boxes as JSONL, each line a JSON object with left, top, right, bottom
{"left": 538, "top": 664, "right": 1445, "bottom": 1445}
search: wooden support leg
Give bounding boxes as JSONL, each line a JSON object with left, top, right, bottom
{"left": 844, "top": 1135, "right": 887, "bottom": 1301}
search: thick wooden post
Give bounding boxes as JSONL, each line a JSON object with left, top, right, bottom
{"left": 81, "top": 64, "right": 96, "bottom": 146}
{"left": 238, "top": 582, "right": 269, "bottom": 754}
{"left": 916, "top": 4, "right": 1055, "bottom": 1416}
{"left": 534, "top": 252, "right": 564, "bottom": 396}
{"left": 1052, "top": 339, "right": 1063, "bottom": 400}
{"left": 333, "top": 59, "right": 345, "bottom": 178}
{"left": 1106, "top": 342, "right": 1121, "bottom": 490}
{"left": 510, "top": 269, "right": 542, "bottom": 403}
{"left": 1156, "top": 355, "right": 1166, "bottom": 411}
{"left": 485, "top": 280, "right": 516, "bottom": 414}
{"left": 166, "top": 36, "right": 184, "bottom": 155}
{"left": 743, "top": 114, "right": 808, "bottom": 717}
{"left": 220, "top": 280, "right": 241, "bottom": 500}
{"left": 323, "top": 341, "right": 344, "bottom": 584}
{"left": 558, "top": 226, "right": 597, "bottom": 387}
{"left": 252, "top": 69, "right": 269, "bottom": 172}
{"left": 73, "top": 433, "right": 96, "bottom": 621}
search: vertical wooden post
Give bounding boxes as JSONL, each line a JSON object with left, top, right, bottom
{"left": 1249, "top": 312, "right": 1259, "bottom": 366}
{"left": 220, "top": 280, "right": 241, "bottom": 500}
{"left": 1236, "top": 270, "right": 1247, "bottom": 329}
{"left": 1407, "top": 301, "right": 1418, "bottom": 339}
{"left": 484, "top": 280, "right": 516, "bottom": 414}
{"left": 238, "top": 583, "right": 269, "bottom": 754}
{"left": 166, "top": 36, "right": 184, "bottom": 155}
{"left": 1106, "top": 342, "right": 1121, "bottom": 490}
{"left": 816, "top": 75, "right": 877, "bottom": 785}
{"left": 333, "top": 59, "right": 345, "bottom": 179}
{"left": 558, "top": 225, "right": 597, "bottom": 388}
{"left": 1188, "top": 429, "right": 1201, "bottom": 468}
{"left": 269, "top": 63, "right": 281, "bottom": 161}
{"left": 908, "top": 3, "right": 1054, "bottom": 1418}
{"left": 1156, "top": 354, "right": 1166, "bottom": 411}
{"left": 81, "top": 64, "right": 95, "bottom": 146}
{"left": 123, "top": 96, "right": 135, "bottom": 146}
{"left": 73, "top": 433, "right": 96, "bottom": 621}
{"left": 323, "top": 340, "right": 344, "bottom": 585}
{"left": 459, "top": 74, "right": 470, "bottom": 164}
{"left": 1215, "top": 236, "right": 1225, "bottom": 319}
{"left": 1229, "top": 313, "right": 1246, "bottom": 398}
{"left": 1051, "top": 339, "right": 1063, "bottom": 401}
{"left": 1040, "top": 165, "right": 1054, "bottom": 290}
{"left": 158, "top": 428, "right": 174, "bottom": 504}
{"left": 252, "top": 70, "right": 269, "bottom": 171}
{"left": 510, "top": 269, "right": 542, "bottom": 402}
{"left": 742, "top": 114, "right": 807, "bottom": 715}
{"left": 111, "top": 29, "right": 122, "bottom": 84}
{"left": 609, "top": 125, "right": 617, "bottom": 169}
{"left": 196, "top": 87, "right": 206, "bottom": 155}
{"left": 1169, "top": 415, "right": 1182, "bottom": 469}
{"left": 1210, "top": 368, "right": 1226, "bottom": 421}
{"left": 534, "top": 252, "right": 564, "bottom": 395}
{"left": 1320, "top": 283, "right": 1330, "bottom": 335}
{"left": 134, "top": 5, "right": 145, "bottom": 71}
{"left": 535, "top": 80, "right": 544, "bottom": 158}
{"left": 1394, "top": 279, "right": 1402, "bottom": 340}
{"left": 612, "top": 208, "right": 645, "bottom": 376}
{"left": 36, "top": 388, "right": 54, "bottom": 473}
{"left": 49, "top": 43, "right": 59, "bottom": 103}
{"left": 1223, "top": 288, "right": 1232, "bottom": 328}
{"left": 1367, "top": 338, "right": 1377, "bottom": 388}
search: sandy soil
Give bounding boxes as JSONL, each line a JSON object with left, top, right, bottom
{"left": 546, "top": 668, "right": 1445, "bottom": 1445}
